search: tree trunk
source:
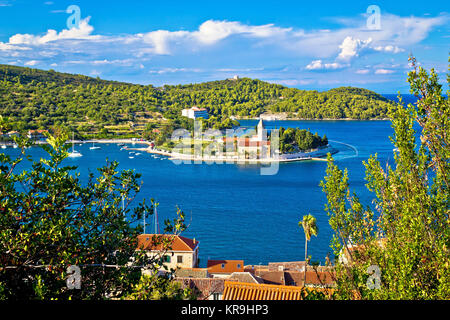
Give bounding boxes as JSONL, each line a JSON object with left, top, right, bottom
{"left": 304, "top": 238, "right": 308, "bottom": 287}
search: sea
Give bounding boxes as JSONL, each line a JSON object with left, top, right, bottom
{"left": 1, "top": 94, "right": 422, "bottom": 266}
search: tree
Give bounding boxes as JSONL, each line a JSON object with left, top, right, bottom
{"left": 299, "top": 214, "right": 318, "bottom": 286}
{"left": 0, "top": 132, "right": 190, "bottom": 300}
{"left": 320, "top": 56, "right": 449, "bottom": 299}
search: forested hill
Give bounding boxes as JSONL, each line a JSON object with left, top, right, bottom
{"left": 0, "top": 64, "right": 393, "bottom": 135}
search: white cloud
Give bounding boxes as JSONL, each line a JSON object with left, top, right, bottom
{"left": 148, "top": 67, "right": 203, "bottom": 74}
{"left": 0, "top": 13, "right": 446, "bottom": 84}
{"left": 24, "top": 60, "right": 39, "bottom": 66}
{"left": 0, "top": 42, "right": 30, "bottom": 51}
{"left": 8, "top": 17, "right": 98, "bottom": 45}
{"left": 337, "top": 36, "right": 372, "bottom": 62}
{"left": 356, "top": 69, "right": 370, "bottom": 74}
{"left": 305, "top": 60, "right": 346, "bottom": 70}
{"left": 374, "top": 45, "right": 404, "bottom": 53}
{"left": 375, "top": 69, "right": 395, "bottom": 74}
{"left": 193, "top": 20, "right": 290, "bottom": 44}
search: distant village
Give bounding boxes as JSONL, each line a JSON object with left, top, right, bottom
{"left": 136, "top": 233, "right": 345, "bottom": 300}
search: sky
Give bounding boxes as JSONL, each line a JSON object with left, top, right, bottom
{"left": 0, "top": 0, "right": 448, "bottom": 93}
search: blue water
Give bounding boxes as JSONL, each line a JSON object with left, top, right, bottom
{"left": 2, "top": 120, "right": 402, "bottom": 267}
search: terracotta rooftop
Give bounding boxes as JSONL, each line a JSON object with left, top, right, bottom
{"left": 228, "top": 272, "right": 263, "bottom": 284}
{"left": 175, "top": 268, "right": 209, "bottom": 278}
{"left": 207, "top": 260, "right": 244, "bottom": 274}
{"left": 237, "top": 139, "right": 270, "bottom": 147}
{"left": 137, "top": 234, "right": 199, "bottom": 252}
{"left": 223, "top": 281, "right": 335, "bottom": 300}
{"left": 191, "top": 106, "right": 207, "bottom": 112}
{"left": 176, "top": 277, "right": 226, "bottom": 300}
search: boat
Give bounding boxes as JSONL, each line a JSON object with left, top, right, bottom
{"left": 12, "top": 144, "right": 18, "bottom": 149}
{"left": 129, "top": 156, "right": 135, "bottom": 159}
{"left": 89, "top": 142, "right": 101, "bottom": 150}
{"left": 1, "top": 145, "right": 6, "bottom": 149}
{"left": 135, "top": 153, "right": 142, "bottom": 156}
{"left": 68, "top": 133, "right": 83, "bottom": 158}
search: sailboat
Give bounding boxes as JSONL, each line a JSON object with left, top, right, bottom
{"left": 89, "top": 141, "right": 101, "bottom": 150}
{"left": 68, "top": 133, "right": 82, "bottom": 158}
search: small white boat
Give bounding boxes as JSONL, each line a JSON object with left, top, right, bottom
{"left": 135, "top": 153, "right": 142, "bottom": 156}
{"left": 12, "top": 144, "right": 18, "bottom": 149}
{"left": 68, "top": 133, "right": 82, "bottom": 158}
{"left": 129, "top": 156, "right": 135, "bottom": 159}
{"left": 68, "top": 150, "right": 83, "bottom": 158}
{"left": 1, "top": 145, "right": 7, "bottom": 149}
{"left": 129, "top": 151, "right": 135, "bottom": 154}
{"left": 89, "top": 142, "right": 101, "bottom": 150}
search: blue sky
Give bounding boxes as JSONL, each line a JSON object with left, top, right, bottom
{"left": 0, "top": 0, "right": 448, "bottom": 93}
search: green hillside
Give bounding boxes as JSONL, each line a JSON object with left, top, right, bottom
{"left": 0, "top": 64, "right": 393, "bottom": 138}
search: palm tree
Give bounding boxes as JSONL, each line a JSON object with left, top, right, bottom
{"left": 299, "top": 214, "right": 318, "bottom": 286}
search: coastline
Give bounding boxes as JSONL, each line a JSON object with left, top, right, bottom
{"left": 1, "top": 138, "right": 338, "bottom": 163}
{"left": 128, "top": 145, "right": 338, "bottom": 163}
{"left": 235, "top": 115, "right": 390, "bottom": 121}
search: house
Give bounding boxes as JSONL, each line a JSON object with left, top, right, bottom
{"left": 181, "top": 106, "right": 209, "bottom": 120}
{"left": 236, "top": 119, "right": 271, "bottom": 159}
{"left": 27, "top": 130, "right": 48, "bottom": 140}
{"left": 176, "top": 277, "right": 226, "bottom": 300}
{"left": 7, "top": 131, "right": 20, "bottom": 139}
{"left": 207, "top": 260, "right": 244, "bottom": 278}
{"left": 228, "top": 272, "right": 263, "bottom": 284}
{"left": 245, "top": 262, "right": 335, "bottom": 288}
{"left": 137, "top": 234, "right": 200, "bottom": 271}
{"left": 175, "top": 268, "right": 209, "bottom": 278}
{"left": 339, "top": 238, "right": 387, "bottom": 265}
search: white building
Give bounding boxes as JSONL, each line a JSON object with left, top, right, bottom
{"left": 137, "top": 234, "right": 200, "bottom": 272}
{"left": 181, "top": 106, "right": 209, "bottom": 120}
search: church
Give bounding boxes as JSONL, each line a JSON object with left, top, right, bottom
{"left": 237, "top": 119, "right": 271, "bottom": 159}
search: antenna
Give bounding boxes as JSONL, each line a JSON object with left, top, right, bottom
{"left": 154, "top": 206, "right": 160, "bottom": 234}
{"left": 143, "top": 208, "right": 146, "bottom": 234}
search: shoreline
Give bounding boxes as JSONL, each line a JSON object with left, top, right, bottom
{"left": 235, "top": 116, "right": 390, "bottom": 121}
{"left": 1, "top": 138, "right": 338, "bottom": 163}
{"left": 128, "top": 145, "right": 338, "bottom": 164}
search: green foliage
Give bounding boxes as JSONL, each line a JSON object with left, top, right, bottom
{"left": 320, "top": 57, "right": 449, "bottom": 300}
{"left": 123, "top": 273, "right": 196, "bottom": 300}
{"left": 0, "top": 133, "right": 187, "bottom": 300}
{"left": 0, "top": 65, "right": 392, "bottom": 139}
{"left": 280, "top": 127, "right": 328, "bottom": 153}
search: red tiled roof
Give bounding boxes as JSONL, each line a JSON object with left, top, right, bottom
{"left": 176, "top": 278, "right": 226, "bottom": 300}
{"left": 237, "top": 139, "right": 270, "bottom": 147}
{"left": 191, "top": 106, "right": 207, "bottom": 112}
{"left": 137, "top": 234, "right": 199, "bottom": 252}
{"left": 207, "top": 260, "right": 244, "bottom": 274}
{"left": 222, "top": 281, "right": 335, "bottom": 300}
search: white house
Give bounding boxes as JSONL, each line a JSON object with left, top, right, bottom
{"left": 181, "top": 107, "right": 209, "bottom": 120}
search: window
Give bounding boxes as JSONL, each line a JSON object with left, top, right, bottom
{"left": 221, "top": 263, "right": 225, "bottom": 269}
{"left": 163, "top": 255, "right": 171, "bottom": 263}
{"left": 212, "top": 293, "right": 221, "bottom": 300}
{"left": 177, "top": 255, "right": 183, "bottom": 263}
{"left": 237, "top": 264, "right": 241, "bottom": 269}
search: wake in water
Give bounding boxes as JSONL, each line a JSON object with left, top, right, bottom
{"left": 329, "top": 139, "right": 359, "bottom": 160}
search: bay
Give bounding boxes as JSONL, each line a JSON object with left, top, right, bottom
{"left": 2, "top": 119, "right": 403, "bottom": 266}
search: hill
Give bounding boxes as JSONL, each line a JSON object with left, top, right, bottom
{"left": 0, "top": 64, "right": 393, "bottom": 138}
